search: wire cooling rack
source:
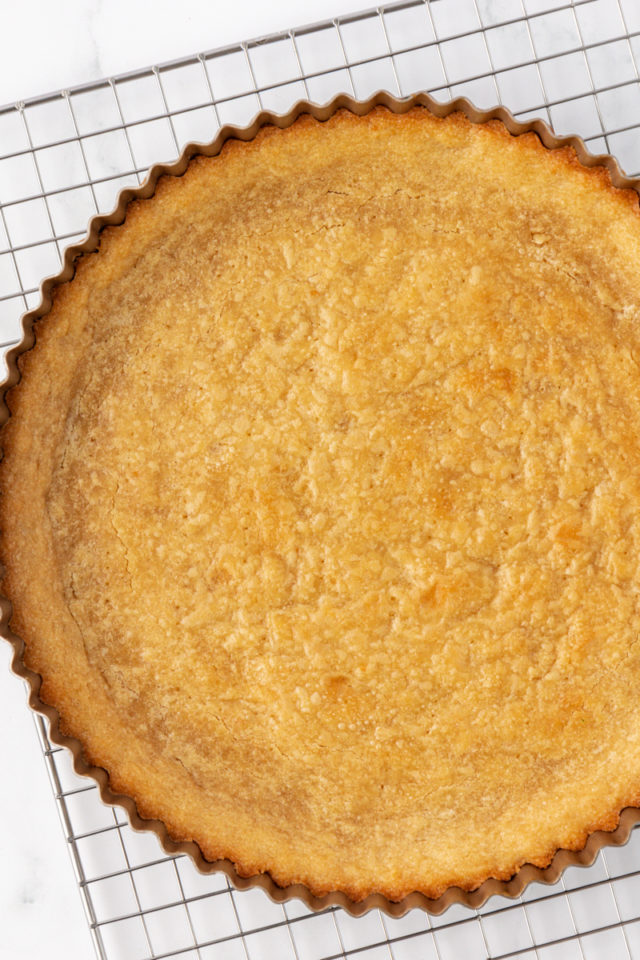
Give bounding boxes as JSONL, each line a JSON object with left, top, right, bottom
{"left": 4, "top": 0, "right": 640, "bottom": 958}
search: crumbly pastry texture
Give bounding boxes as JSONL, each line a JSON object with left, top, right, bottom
{"left": 4, "top": 106, "right": 640, "bottom": 902}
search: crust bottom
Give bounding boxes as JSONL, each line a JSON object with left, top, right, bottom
{"left": 4, "top": 101, "right": 640, "bottom": 908}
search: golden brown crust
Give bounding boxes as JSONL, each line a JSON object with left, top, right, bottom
{"left": 4, "top": 105, "right": 640, "bottom": 903}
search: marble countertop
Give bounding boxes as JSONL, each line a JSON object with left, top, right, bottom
{"left": 0, "top": 0, "right": 373, "bottom": 106}
{"left": 0, "top": 644, "right": 95, "bottom": 959}
{"left": 0, "top": 4, "right": 369, "bottom": 957}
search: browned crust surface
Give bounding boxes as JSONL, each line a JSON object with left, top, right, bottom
{"left": 4, "top": 106, "right": 640, "bottom": 902}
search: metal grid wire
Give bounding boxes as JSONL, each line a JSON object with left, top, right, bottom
{"left": 4, "top": 0, "right": 640, "bottom": 957}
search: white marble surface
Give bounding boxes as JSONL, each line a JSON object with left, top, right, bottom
{"left": 0, "top": 643, "right": 94, "bottom": 958}
{"left": 0, "top": 4, "right": 373, "bottom": 957}
{"left": 1, "top": 0, "right": 374, "bottom": 106}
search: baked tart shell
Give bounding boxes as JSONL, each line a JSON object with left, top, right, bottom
{"left": 3, "top": 91, "right": 640, "bottom": 917}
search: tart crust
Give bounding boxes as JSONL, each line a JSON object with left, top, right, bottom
{"left": 4, "top": 105, "right": 640, "bottom": 902}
